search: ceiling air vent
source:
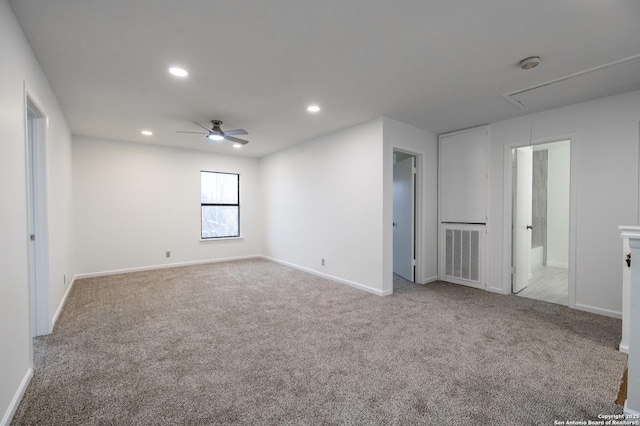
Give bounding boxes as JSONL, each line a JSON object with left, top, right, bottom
{"left": 503, "top": 54, "right": 640, "bottom": 109}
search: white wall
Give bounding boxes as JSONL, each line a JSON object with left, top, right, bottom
{"left": 383, "top": 117, "right": 439, "bottom": 287}
{"left": 73, "top": 136, "right": 261, "bottom": 275}
{"left": 0, "top": 0, "right": 75, "bottom": 423}
{"left": 47, "top": 106, "right": 75, "bottom": 330}
{"left": 489, "top": 90, "right": 640, "bottom": 317}
{"left": 260, "top": 119, "right": 387, "bottom": 293}
{"left": 546, "top": 141, "right": 570, "bottom": 268}
{"left": 259, "top": 117, "right": 438, "bottom": 295}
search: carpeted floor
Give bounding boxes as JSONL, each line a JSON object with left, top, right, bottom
{"left": 12, "top": 258, "right": 627, "bottom": 425}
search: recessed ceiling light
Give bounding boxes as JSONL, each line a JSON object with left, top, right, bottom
{"left": 307, "top": 105, "right": 321, "bottom": 113}
{"left": 141, "top": 130, "right": 153, "bottom": 136}
{"left": 519, "top": 56, "right": 541, "bottom": 70}
{"left": 168, "top": 66, "right": 189, "bottom": 77}
{"left": 233, "top": 143, "right": 242, "bottom": 149}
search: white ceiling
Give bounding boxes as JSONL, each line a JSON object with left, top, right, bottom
{"left": 9, "top": 0, "right": 640, "bottom": 157}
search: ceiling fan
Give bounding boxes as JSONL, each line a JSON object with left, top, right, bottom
{"left": 177, "top": 120, "right": 249, "bottom": 145}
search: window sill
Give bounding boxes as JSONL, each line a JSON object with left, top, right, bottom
{"left": 200, "top": 236, "right": 244, "bottom": 242}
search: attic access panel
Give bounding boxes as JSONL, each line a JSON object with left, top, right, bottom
{"left": 503, "top": 54, "right": 640, "bottom": 110}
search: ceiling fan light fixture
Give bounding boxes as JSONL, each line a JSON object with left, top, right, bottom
{"left": 178, "top": 120, "right": 249, "bottom": 145}
{"left": 168, "top": 66, "right": 189, "bottom": 77}
{"left": 519, "top": 56, "right": 541, "bottom": 70}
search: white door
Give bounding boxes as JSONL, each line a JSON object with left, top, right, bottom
{"left": 513, "top": 147, "right": 533, "bottom": 293}
{"left": 27, "top": 111, "right": 38, "bottom": 337}
{"left": 26, "top": 96, "right": 49, "bottom": 336}
{"left": 393, "top": 156, "right": 415, "bottom": 281}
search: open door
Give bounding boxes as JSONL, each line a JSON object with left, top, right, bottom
{"left": 26, "top": 94, "right": 50, "bottom": 336}
{"left": 393, "top": 155, "right": 415, "bottom": 282}
{"left": 513, "top": 147, "right": 533, "bottom": 293}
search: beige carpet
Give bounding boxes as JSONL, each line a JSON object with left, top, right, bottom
{"left": 12, "top": 258, "right": 627, "bottom": 425}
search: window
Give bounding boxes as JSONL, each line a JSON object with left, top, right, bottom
{"left": 201, "top": 171, "right": 240, "bottom": 239}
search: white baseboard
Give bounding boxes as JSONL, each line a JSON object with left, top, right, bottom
{"left": 261, "top": 256, "right": 388, "bottom": 296}
{"left": 1, "top": 368, "right": 33, "bottom": 426}
{"left": 486, "top": 286, "right": 507, "bottom": 295}
{"left": 50, "top": 275, "right": 77, "bottom": 331}
{"left": 619, "top": 343, "right": 629, "bottom": 354}
{"left": 439, "top": 277, "right": 485, "bottom": 290}
{"left": 624, "top": 401, "right": 640, "bottom": 417}
{"left": 421, "top": 276, "right": 439, "bottom": 284}
{"left": 74, "top": 255, "right": 262, "bottom": 279}
{"left": 574, "top": 303, "right": 622, "bottom": 319}
{"left": 546, "top": 261, "right": 569, "bottom": 268}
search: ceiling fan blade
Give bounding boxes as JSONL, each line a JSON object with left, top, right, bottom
{"left": 177, "top": 131, "right": 208, "bottom": 135}
{"left": 223, "top": 128, "right": 248, "bottom": 136}
{"left": 193, "top": 121, "right": 213, "bottom": 132}
{"left": 225, "top": 136, "right": 249, "bottom": 145}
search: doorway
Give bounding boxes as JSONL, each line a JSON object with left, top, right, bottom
{"left": 26, "top": 94, "right": 49, "bottom": 336}
{"left": 393, "top": 151, "right": 416, "bottom": 285}
{"left": 512, "top": 140, "right": 570, "bottom": 305}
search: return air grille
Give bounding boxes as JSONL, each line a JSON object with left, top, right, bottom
{"left": 441, "top": 224, "right": 484, "bottom": 288}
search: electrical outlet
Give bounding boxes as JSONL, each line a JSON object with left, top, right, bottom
{"left": 321, "top": 258, "right": 325, "bottom": 266}
{"left": 166, "top": 251, "right": 171, "bottom": 258}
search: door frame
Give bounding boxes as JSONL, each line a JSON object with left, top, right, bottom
{"left": 502, "top": 134, "right": 577, "bottom": 308}
{"left": 392, "top": 148, "right": 422, "bottom": 287}
{"left": 24, "top": 85, "right": 50, "bottom": 336}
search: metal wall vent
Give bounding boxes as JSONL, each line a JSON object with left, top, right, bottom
{"left": 441, "top": 224, "right": 484, "bottom": 288}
